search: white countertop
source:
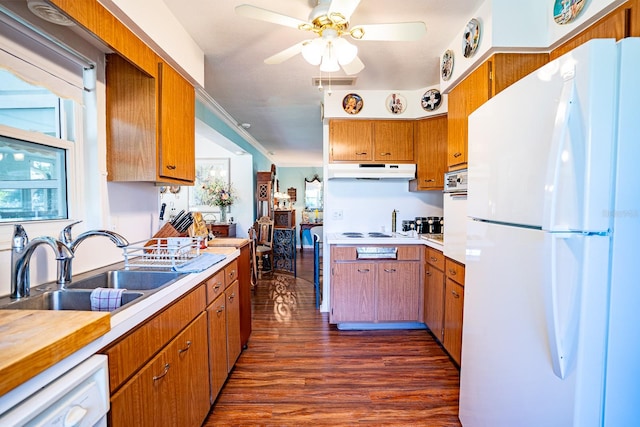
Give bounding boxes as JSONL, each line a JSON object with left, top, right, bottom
{"left": 0, "top": 248, "right": 240, "bottom": 414}
{"left": 327, "top": 232, "right": 444, "bottom": 251}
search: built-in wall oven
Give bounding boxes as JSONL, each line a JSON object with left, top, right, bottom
{"left": 443, "top": 170, "right": 468, "bottom": 264}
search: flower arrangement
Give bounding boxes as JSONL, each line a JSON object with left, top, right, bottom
{"left": 200, "top": 178, "right": 236, "bottom": 208}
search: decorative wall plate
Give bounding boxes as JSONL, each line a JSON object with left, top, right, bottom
{"left": 386, "top": 93, "right": 406, "bottom": 114}
{"left": 462, "top": 18, "right": 481, "bottom": 58}
{"left": 553, "top": 0, "right": 587, "bottom": 25}
{"left": 421, "top": 89, "right": 442, "bottom": 111}
{"left": 342, "top": 93, "right": 363, "bottom": 115}
{"left": 441, "top": 49, "right": 454, "bottom": 81}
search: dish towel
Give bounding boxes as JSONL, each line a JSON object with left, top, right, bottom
{"left": 90, "top": 288, "right": 126, "bottom": 312}
{"left": 173, "top": 253, "right": 226, "bottom": 273}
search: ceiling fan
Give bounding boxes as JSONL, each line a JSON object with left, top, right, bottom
{"left": 235, "top": 0, "right": 427, "bottom": 75}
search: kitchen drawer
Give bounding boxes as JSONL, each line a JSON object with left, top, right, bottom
{"left": 225, "top": 259, "right": 238, "bottom": 287}
{"left": 426, "top": 247, "right": 445, "bottom": 270}
{"left": 445, "top": 258, "right": 465, "bottom": 286}
{"left": 205, "top": 270, "right": 225, "bottom": 305}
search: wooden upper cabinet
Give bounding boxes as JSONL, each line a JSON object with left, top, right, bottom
{"left": 329, "top": 120, "right": 414, "bottom": 163}
{"left": 106, "top": 55, "right": 195, "bottom": 184}
{"left": 158, "top": 62, "right": 195, "bottom": 182}
{"left": 410, "top": 115, "right": 447, "bottom": 191}
{"left": 372, "top": 120, "right": 414, "bottom": 162}
{"left": 447, "top": 53, "right": 548, "bottom": 171}
{"left": 329, "top": 120, "right": 373, "bottom": 162}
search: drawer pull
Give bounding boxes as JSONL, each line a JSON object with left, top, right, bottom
{"left": 166, "top": 164, "right": 177, "bottom": 170}
{"left": 448, "top": 269, "right": 457, "bottom": 276}
{"left": 213, "top": 283, "right": 222, "bottom": 291}
{"left": 451, "top": 290, "right": 460, "bottom": 298}
{"left": 453, "top": 152, "right": 462, "bottom": 158}
{"left": 379, "top": 152, "right": 391, "bottom": 156}
{"left": 357, "top": 268, "right": 370, "bottom": 273}
{"left": 178, "top": 340, "right": 192, "bottom": 354}
{"left": 430, "top": 257, "right": 438, "bottom": 262}
{"left": 424, "top": 179, "right": 435, "bottom": 182}
{"left": 383, "top": 268, "right": 396, "bottom": 273}
{"left": 426, "top": 271, "right": 432, "bottom": 276}
{"left": 228, "top": 293, "right": 236, "bottom": 301}
{"left": 216, "top": 305, "right": 225, "bottom": 313}
{"left": 355, "top": 152, "right": 368, "bottom": 155}
{"left": 153, "top": 363, "right": 170, "bottom": 381}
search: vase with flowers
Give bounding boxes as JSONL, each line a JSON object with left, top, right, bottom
{"left": 200, "top": 178, "right": 236, "bottom": 223}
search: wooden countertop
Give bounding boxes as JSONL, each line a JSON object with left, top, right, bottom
{"left": 207, "top": 237, "right": 250, "bottom": 248}
{"left": 0, "top": 310, "right": 111, "bottom": 396}
{"left": 203, "top": 246, "right": 239, "bottom": 256}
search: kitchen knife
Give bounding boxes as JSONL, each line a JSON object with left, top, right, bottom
{"left": 175, "top": 212, "right": 193, "bottom": 233}
{"left": 159, "top": 203, "right": 166, "bottom": 220}
{"left": 171, "top": 210, "right": 186, "bottom": 226}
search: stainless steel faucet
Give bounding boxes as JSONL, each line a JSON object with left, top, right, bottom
{"left": 11, "top": 225, "right": 74, "bottom": 299}
{"left": 58, "top": 221, "right": 129, "bottom": 284}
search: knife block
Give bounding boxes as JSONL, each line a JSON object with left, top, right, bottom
{"left": 145, "top": 223, "right": 186, "bottom": 249}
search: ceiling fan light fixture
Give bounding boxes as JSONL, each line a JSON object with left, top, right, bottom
{"left": 302, "top": 39, "right": 324, "bottom": 65}
{"left": 350, "top": 27, "right": 365, "bottom": 40}
{"left": 320, "top": 42, "right": 340, "bottom": 72}
{"left": 334, "top": 38, "right": 358, "bottom": 65}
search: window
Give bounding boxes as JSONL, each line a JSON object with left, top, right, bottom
{"left": 0, "top": 6, "right": 88, "bottom": 224}
{"left": 0, "top": 135, "right": 67, "bottom": 222}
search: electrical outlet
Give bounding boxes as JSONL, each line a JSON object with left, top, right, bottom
{"left": 332, "top": 210, "right": 343, "bottom": 220}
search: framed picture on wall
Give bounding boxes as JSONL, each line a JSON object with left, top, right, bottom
{"left": 188, "top": 158, "right": 230, "bottom": 212}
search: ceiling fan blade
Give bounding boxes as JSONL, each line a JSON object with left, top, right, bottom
{"left": 235, "top": 4, "right": 309, "bottom": 30}
{"left": 264, "top": 41, "right": 306, "bottom": 64}
{"left": 350, "top": 22, "right": 427, "bottom": 41}
{"left": 328, "top": 0, "right": 361, "bottom": 23}
{"left": 341, "top": 55, "right": 365, "bottom": 75}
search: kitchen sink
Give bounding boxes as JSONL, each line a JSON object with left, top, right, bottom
{"left": 66, "top": 270, "right": 185, "bottom": 291}
{"left": 0, "top": 289, "right": 143, "bottom": 312}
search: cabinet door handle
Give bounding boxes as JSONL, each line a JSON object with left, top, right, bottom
{"left": 451, "top": 290, "right": 460, "bottom": 298}
{"left": 178, "top": 340, "right": 192, "bottom": 354}
{"left": 228, "top": 292, "right": 236, "bottom": 301}
{"left": 216, "top": 305, "right": 225, "bottom": 314}
{"left": 166, "top": 164, "right": 177, "bottom": 170}
{"left": 453, "top": 152, "right": 462, "bottom": 158}
{"left": 213, "top": 283, "right": 222, "bottom": 291}
{"left": 424, "top": 179, "right": 435, "bottom": 182}
{"left": 448, "top": 269, "right": 457, "bottom": 276}
{"left": 383, "top": 268, "right": 396, "bottom": 273}
{"left": 379, "top": 152, "right": 391, "bottom": 156}
{"left": 426, "top": 271, "right": 432, "bottom": 276}
{"left": 153, "top": 363, "right": 170, "bottom": 381}
{"left": 355, "top": 152, "right": 368, "bottom": 156}
{"left": 430, "top": 257, "right": 438, "bottom": 262}
{"left": 357, "top": 268, "right": 370, "bottom": 273}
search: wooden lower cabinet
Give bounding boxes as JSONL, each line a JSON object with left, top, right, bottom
{"left": 424, "top": 250, "right": 445, "bottom": 342}
{"left": 207, "top": 292, "right": 228, "bottom": 402}
{"left": 225, "top": 280, "right": 242, "bottom": 372}
{"left": 331, "top": 262, "right": 376, "bottom": 323}
{"left": 377, "top": 262, "right": 420, "bottom": 321}
{"left": 443, "top": 279, "right": 464, "bottom": 365}
{"left": 110, "top": 313, "right": 210, "bottom": 427}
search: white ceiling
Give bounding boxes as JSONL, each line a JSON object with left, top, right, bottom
{"left": 166, "top": 0, "right": 485, "bottom": 166}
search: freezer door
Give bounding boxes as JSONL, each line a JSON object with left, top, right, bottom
{"left": 467, "top": 39, "right": 616, "bottom": 233}
{"left": 459, "top": 220, "right": 610, "bottom": 427}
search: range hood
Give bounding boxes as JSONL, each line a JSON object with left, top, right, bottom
{"left": 327, "top": 163, "right": 416, "bottom": 180}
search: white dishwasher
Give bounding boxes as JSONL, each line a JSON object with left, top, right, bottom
{"left": 0, "top": 355, "right": 109, "bottom": 427}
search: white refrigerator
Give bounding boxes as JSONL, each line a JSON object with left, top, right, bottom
{"left": 459, "top": 38, "right": 640, "bottom": 427}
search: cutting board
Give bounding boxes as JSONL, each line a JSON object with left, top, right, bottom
{"left": 0, "top": 310, "right": 110, "bottom": 396}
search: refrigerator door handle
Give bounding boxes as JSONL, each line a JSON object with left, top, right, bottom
{"left": 542, "top": 75, "right": 585, "bottom": 232}
{"left": 544, "top": 232, "right": 583, "bottom": 379}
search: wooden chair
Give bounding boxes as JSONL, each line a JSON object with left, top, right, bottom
{"left": 247, "top": 227, "right": 258, "bottom": 289}
{"left": 254, "top": 216, "right": 274, "bottom": 280}
{"left": 310, "top": 225, "right": 323, "bottom": 309}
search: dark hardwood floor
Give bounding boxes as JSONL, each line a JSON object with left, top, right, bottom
{"left": 203, "top": 249, "right": 462, "bottom": 426}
